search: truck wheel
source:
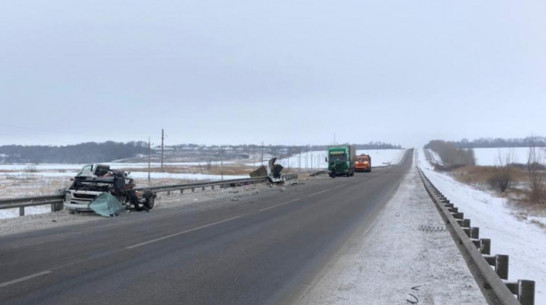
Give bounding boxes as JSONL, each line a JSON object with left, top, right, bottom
{"left": 144, "top": 191, "right": 155, "bottom": 210}
{"left": 330, "top": 170, "right": 336, "bottom": 178}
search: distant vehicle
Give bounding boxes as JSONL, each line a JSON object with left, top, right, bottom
{"left": 355, "top": 154, "right": 372, "bottom": 172}
{"left": 64, "top": 164, "right": 154, "bottom": 213}
{"left": 327, "top": 145, "right": 356, "bottom": 178}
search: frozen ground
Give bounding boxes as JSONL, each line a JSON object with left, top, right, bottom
{"left": 472, "top": 147, "right": 546, "bottom": 166}
{"left": 296, "top": 155, "right": 486, "bottom": 305}
{"left": 274, "top": 149, "right": 406, "bottom": 170}
{"left": 418, "top": 149, "right": 546, "bottom": 304}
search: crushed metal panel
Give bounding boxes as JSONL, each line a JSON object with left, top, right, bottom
{"left": 89, "top": 192, "right": 125, "bottom": 217}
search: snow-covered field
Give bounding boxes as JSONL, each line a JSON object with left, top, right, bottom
{"left": 2, "top": 171, "right": 248, "bottom": 180}
{"left": 356, "top": 149, "right": 406, "bottom": 167}
{"left": 418, "top": 149, "right": 546, "bottom": 304}
{"left": 274, "top": 149, "right": 406, "bottom": 169}
{"left": 473, "top": 147, "right": 546, "bottom": 166}
{"left": 0, "top": 161, "right": 236, "bottom": 172}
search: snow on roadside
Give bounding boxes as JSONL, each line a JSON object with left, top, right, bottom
{"left": 296, "top": 160, "right": 486, "bottom": 305}
{"left": 418, "top": 149, "right": 546, "bottom": 304}
{"left": 0, "top": 206, "right": 51, "bottom": 220}
{"left": 473, "top": 147, "right": 546, "bottom": 166}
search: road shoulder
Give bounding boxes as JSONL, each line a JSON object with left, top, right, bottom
{"left": 294, "top": 166, "right": 487, "bottom": 305}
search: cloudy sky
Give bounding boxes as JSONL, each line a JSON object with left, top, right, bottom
{"left": 1, "top": 0, "right": 545, "bottom": 147}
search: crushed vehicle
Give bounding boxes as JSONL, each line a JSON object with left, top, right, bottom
{"left": 249, "top": 157, "right": 284, "bottom": 183}
{"left": 64, "top": 164, "right": 155, "bottom": 215}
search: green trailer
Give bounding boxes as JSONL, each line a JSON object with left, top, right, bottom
{"left": 327, "top": 145, "right": 356, "bottom": 178}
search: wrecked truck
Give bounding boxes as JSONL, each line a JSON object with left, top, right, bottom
{"left": 64, "top": 164, "right": 155, "bottom": 215}
{"left": 249, "top": 157, "right": 284, "bottom": 183}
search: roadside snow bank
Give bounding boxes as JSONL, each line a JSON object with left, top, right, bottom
{"left": 296, "top": 160, "right": 485, "bottom": 305}
{"left": 418, "top": 149, "right": 546, "bottom": 304}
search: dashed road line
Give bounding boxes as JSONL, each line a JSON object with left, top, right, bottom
{"left": 307, "top": 189, "right": 330, "bottom": 197}
{"left": 0, "top": 271, "right": 52, "bottom": 289}
{"left": 125, "top": 215, "right": 244, "bottom": 250}
{"left": 259, "top": 198, "right": 301, "bottom": 212}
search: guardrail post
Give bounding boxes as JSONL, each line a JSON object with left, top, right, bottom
{"left": 51, "top": 202, "right": 63, "bottom": 212}
{"left": 496, "top": 255, "right": 509, "bottom": 280}
{"left": 180, "top": 189, "right": 183, "bottom": 194}
{"left": 480, "top": 238, "right": 491, "bottom": 255}
{"left": 202, "top": 186, "right": 205, "bottom": 191}
{"left": 470, "top": 227, "right": 479, "bottom": 239}
{"left": 518, "top": 280, "right": 535, "bottom": 305}
{"left": 212, "top": 185, "right": 215, "bottom": 190}
{"left": 19, "top": 206, "right": 25, "bottom": 216}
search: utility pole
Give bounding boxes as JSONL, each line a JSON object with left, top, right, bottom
{"left": 148, "top": 137, "right": 151, "bottom": 184}
{"left": 334, "top": 133, "right": 336, "bottom": 145}
{"left": 161, "top": 129, "right": 165, "bottom": 172}
{"left": 220, "top": 146, "right": 224, "bottom": 180}
{"left": 261, "top": 141, "right": 264, "bottom": 166}
{"left": 298, "top": 148, "right": 302, "bottom": 172}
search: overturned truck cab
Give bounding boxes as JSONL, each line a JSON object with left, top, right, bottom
{"left": 64, "top": 164, "right": 155, "bottom": 215}
{"left": 249, "top": 158, "right": 284, "bottom": 183}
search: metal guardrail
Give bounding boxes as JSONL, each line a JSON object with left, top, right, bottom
{"left": 0, "top": 194, "right": 65, "bottom": 216}
{"left": 0, "top": 174, "right": 298, "bottom": 216}
{"left": 418, "top": 168, "right": 535, "bottom": 305}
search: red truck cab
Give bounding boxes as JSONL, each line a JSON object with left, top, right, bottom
{"left": 355, "top": 154, "right": 372, "bottom": 172}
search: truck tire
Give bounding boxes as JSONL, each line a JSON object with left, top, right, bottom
{"left": 330, "top": 170, "right": 336, "bottom": 178}
{"left": 144, "top": 191, "right": 155, "bottom": 210}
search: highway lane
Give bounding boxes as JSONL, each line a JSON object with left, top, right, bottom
{"left": 0, "top": 150, "right": 412, "bottom": 305}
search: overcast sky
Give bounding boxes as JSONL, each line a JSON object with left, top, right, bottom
{"left": 1, "top": 0, "right": 545, "bottom": 147}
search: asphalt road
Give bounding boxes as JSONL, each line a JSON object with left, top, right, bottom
{"left": 0, "top": 150, "right": 412, "bottom": 305}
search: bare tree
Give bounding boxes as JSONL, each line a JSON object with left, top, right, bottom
{"left": 527, "top": 136, "right": 545, "bottom": 203}
{"left": 488, "top": 150, "right": 513, "bottom": 193}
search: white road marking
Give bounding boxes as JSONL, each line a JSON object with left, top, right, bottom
{"left": 259, "top": 198, "right": 301, "bottom": 212}
{"left": 307, "top": 189, "right": 330, "bottom": 197}
{"left": 125, "top": 215, "right": 244, "bottom": 250}
{"left": 0, "top": 271, "right": 51, "bottom": 289}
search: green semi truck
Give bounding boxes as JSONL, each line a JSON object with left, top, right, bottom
{"left": 327, "top": 145, "right": 356, "bottom": 178}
